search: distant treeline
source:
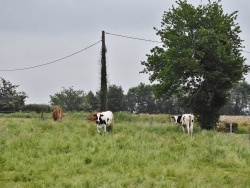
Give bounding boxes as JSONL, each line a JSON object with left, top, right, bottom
{"left": 1, "top": 76, "right": 250, "bottom": 115}
{"left": 21, "top": 104, "right": 54, "bottom": 113}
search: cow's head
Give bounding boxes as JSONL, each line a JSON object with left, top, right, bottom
{"left": 86, "top": 112, "right": 98, "bottom": 121}
{"left": 172, "top": 115, "right": 182, "bottom": 124}
{"left": 95, "top": 113, "right": 104, "bottom": 125}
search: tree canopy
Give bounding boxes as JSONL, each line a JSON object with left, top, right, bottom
{"left": 126, "top": 83, "right": 156, "bottom": 114}
{"left": 49, "top": 87, "right": 85, "bottom": 111}
{"left": 83, "top": 91, "right": 99, "bottom": 112}
{"left": 141, "top": 0, "right": 250, "bottom": 129}
{"left": 0, "top": 77, "right": 28, "bottom": 112}
{"left": 220, "top": 80, "right": 250, "bottom": 115}
{"left": 107, "top": 85, "right": 126, "bottom": 112}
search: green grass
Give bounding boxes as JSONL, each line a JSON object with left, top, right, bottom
{"left": 0, "top": 112, "right": 249, "bottom": 187}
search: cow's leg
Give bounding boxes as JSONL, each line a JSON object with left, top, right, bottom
{"left": 97, "top": 124, "right": 100, "bottom": 134}
{"left": 104, "top": 124, "right": 107, "bottom": 134}
{"left": 190, "top": 124, "right": 193, "bottom": 137}
{"left": 59, "top": 113, "right": 62, "bottom": 122}
{"left": 181, "top": 125, "right": 185, "bottom": 132}
{"left": 191, "top": 117, "right": 194, "bottom": 137}
{"left": 187, "top": 124, "right": 190, "bottom": 136}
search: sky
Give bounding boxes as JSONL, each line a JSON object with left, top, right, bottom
{"left": 1, "top": 0, "right": 250, "bottom": 104}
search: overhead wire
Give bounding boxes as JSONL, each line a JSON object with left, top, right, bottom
{"left": 0, "top": 40, "right": 102, "bottom": 72}
{"left": 1, "top": 32, "right": 250, "bottom": 72}
{"left": 106, "top": 32, "right": 250, "bottom": 53}
{"left": 241, "top": 50, "right": 250, "bottom": 53}
{"left": 106, "top": 32, "right": 163, "bottom": 44}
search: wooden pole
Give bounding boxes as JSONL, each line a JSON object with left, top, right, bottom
{"left": 100, "top": 31, "right": 107, "bottom": 111}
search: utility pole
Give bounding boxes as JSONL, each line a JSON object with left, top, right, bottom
{"left": 100, "top": 30, "right": 107, "bottom": 111}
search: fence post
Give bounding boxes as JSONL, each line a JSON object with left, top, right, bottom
{"left": 249, "top": 127, "right": 250, "bottom": 141}
{"left": 41, "top": 110, "right": 45, "bottom": 120}
{"left": 130, "top": 113, "right": 132, "bottom": 122}
{"left": 230, "top": 122, "right": 232, "bottom": 134}
{"left": 168, "top": 109, "right": 171, "bottom": 124}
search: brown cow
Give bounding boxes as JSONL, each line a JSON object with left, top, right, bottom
{"left": 86, "top": 112, "right": 99, "bottom": 121}
{"left": 52, "top": 108, "right": 63, "bottom": 122}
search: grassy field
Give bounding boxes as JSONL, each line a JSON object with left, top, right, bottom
{"left": 0, "top": 112, "right": 250, "bottom": 187}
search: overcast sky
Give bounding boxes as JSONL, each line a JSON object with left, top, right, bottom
{"left": 1, "top": 0, "right": 250, "bottom": 104}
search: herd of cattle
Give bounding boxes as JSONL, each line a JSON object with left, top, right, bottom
{"left": 52, "top": 108, "right": 194, "bottom": 136}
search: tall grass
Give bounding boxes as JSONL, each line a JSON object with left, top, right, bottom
{"left": 0, "top": 112, "right": 249, "bottom": 187}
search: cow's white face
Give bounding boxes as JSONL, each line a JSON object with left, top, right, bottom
{"left": 172, "top": 116, "right": 178, "bottom": 123}
{"left": 95, "top": 113, "right": 103, "bottom": 124}
{"left": 172, "top": 115, "right": 182, "bottom": 124}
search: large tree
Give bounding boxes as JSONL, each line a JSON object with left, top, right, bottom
{"left": 126, "top": 83, "right": 156, "bottom": 114}
{"left": 107, "top": 85, "right": 126, "bottom": 112}
{"left": 0, "top": 78, "right": 28, "bottom": 112}
{"left": 83, "top": 91, "right": 99, "bottom": 112}
{"left": 141, "top": 0, "right": 249, "bottom": 129}
{"left": 49, "top": 87, "right": 85, "bottom": 111}
{"left": 220, "top": 80, "right": 250, "bottom": 115}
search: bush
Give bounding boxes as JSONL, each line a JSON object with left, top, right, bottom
{"left": 22, "top": 104, "right": 53, "bottom": 113}
{"left": 216, "top": 121, "right": 238, "bottom": 133}
{"left": 113, "top": 111, "right": 132, "bottom": 122}
{"left": 0, "top": 112, "right": 38, "bottom": 118}
{"left": 235, "top": 127, "right": 249, "bottom": 134}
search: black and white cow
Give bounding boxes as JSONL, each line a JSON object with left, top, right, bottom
{"left": 172, "top": 114, "right": 194, "bottom": 137}
{"left": 94, "top": 111, "right": 114, "bottom": 134}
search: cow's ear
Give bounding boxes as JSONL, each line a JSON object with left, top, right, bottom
{"left": 100, "top": 114, "right": 104, "bottom": 117}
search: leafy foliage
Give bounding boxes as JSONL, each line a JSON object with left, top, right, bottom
{"left": 83, "top": 91, "right": 99, "bottom": 112}
{"left": 220, "top": 80, "right": 250, "bottom": 115}
{"left": 49, "top": 87, "right": 85, "bottom": 111}
{"left": 126, "top": 83, "right": 156, "bottom": 114}
{"left": 0, "top": 78, "right": 28, "bottom": 112}
{"left": 107, "top": 85, "right": 126, "bottom": 112}
{"left": 141, "top": 0, "right": 250, "bottom": 129}
{"left": 22, "top": 104, "right": 53, "bottom": 113}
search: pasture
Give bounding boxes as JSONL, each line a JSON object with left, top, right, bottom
{"left": 0, "top": 112, "right": 249, "bottom": 187}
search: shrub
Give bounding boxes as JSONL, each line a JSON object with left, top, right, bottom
{"left": 22, "top": 104, "right": 53, "bottom": 113}
{"left": 113, "top": 111, "right": 131, "bottom": 122}
{"left": 216, "top": 121, "right": 238, "bottom": 133}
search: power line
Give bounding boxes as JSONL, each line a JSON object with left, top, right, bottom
{"left": 106, "top": 32, "right": 163, "bottom": 44}
{"left": 1, "top": 32, "right": 250, "bottom": 73}
{"left": 242, "top": 50, "right": 250, "bottom": 53}
{"left": 0, "top": 40, "right": 102, "bottom": 72}
{"left": 106, "top": 32, "right": 250, "bottom": 53}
